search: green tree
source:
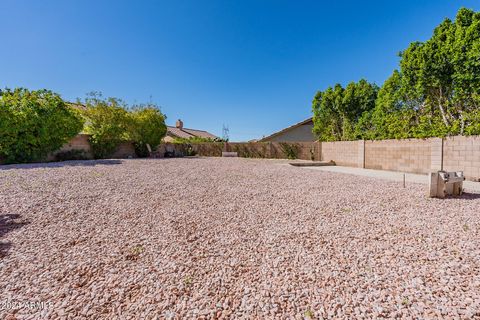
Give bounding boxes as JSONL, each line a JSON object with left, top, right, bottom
{"left": 128, "top": 105, "right": 167, "bottom": 157}
{"left": 312, "top": 80, "right": 378, "bottom": 141}
{"left": 0, "top": 88, "right": 84, "bottom": 163}
{"left": 397, "top": 7, "right": 480, "bottom": 137}
{"left": 361, "top": 70, "right": 417, "bottom": 139}
{"left": 81, "top": 93, "right": 130, "bottom": 159}
{"left": 317, "top": 7, "right": 480, "bottom": 140}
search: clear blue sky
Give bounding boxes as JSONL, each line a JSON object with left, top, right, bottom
{"left": 1, "top": 1, "right": 479, "bottom": 141}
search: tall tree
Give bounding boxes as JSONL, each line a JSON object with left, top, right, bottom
{"left": 315, "top": 7, "right": 480, "bottom": 141}
{"left": 398, "top": 7, "right": 480, "bottom": 137}
{"left": 312, "top": 80, "right": 378, "bottom": 141}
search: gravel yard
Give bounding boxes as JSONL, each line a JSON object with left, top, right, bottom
{"left": 1, "top": 157, "right": 480, "bottom": 319}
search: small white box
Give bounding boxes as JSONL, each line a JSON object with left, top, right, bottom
{"left": 222, "top": 152, "right": 238, "bottom": 157}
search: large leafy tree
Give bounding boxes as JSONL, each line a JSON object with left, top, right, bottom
{"left": 312, "top": 80, "right": 378, "bottom": 141}
{"left": 314, "top": 7, "right": 480, "bottom": 140}
{"left": 128, "top": 104, "right": 167, "bottom": 157}
{"left": 360, "top": 70, "right": 417, "bottom": 139}
{"left": 81, "top": 92, "right": 130, "bottom": 159}
{"left": 0, "top": 88, "right": 84, "bottom": 163}
{"left": 81, "top": 93, "right": 168, "bottom": 158}
{"left": 377, "top": 8, "right": 480, "bottom": 138}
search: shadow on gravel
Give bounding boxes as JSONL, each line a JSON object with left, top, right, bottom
{"left": 442, "top": 192, "right": 480, "bottom": 200}
{"left": 0, "top": 214, "right": 29, "bottom": 258}
{"left": 0, "top": 159, "right": 123, "bottom": 170}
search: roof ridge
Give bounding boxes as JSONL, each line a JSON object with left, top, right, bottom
{"left": 182, "top": 128, "right": 209, "bottom": 132}
{"left": 167, "top": 126, "right": 209, "bottom": 132}
{"left": 259, "top": 117, "right": 313, "bottom": 141}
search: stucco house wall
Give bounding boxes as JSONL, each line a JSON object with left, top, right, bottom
{"left": 262, "top": 123, "right": 315, "bottom": 142}
{"left": 260, "top": 118, "right": 316, "bottom": 142}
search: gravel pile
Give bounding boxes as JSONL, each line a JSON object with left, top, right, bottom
{"left": 1, "top": 157, "right": 480, "bottom": 319}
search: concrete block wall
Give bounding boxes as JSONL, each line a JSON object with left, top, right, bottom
{"left": 62, "top": 134, "right": 92, "bottom": 153}
{"left": 320, "top": 136, "right": 480, "bottom": 181}
{"left": 31, "top": 133, "right": 480, "bottom": 181}
{"left": 364, "top": 138, "right": 434, "bottom": 174}
{"left": 110, "top": 142, "right": 137, "bottom": 159}
{"left": 321, "top": 140, "right": 364, "bottom": 167}
{"left": 52, "top": 134, "right": 137, "bottom": 160}
{"left": 443, "top": 136, "right": 480, "bottom": 181}
{"left": 48, "top": 134, "right": 94, "bottom": 160}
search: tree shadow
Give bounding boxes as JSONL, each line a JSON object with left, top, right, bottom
{"left": 0, "top": 214, "right": 29, "bottom": 258}
{"left": 0, "top": 159, "right": 123, "bottom": 170}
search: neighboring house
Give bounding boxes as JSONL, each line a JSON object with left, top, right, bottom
{"left": 260, "top": 117, "right": 315, "bottom": 142}
{"left": 163, "top": 119, "right": 219, "bottom": 142}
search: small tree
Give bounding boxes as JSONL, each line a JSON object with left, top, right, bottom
{"left": 0, "top": 88, "right": 84, "bottom": 163}
{"left": 81, "top": 93, "right": 130, "bottom": 159}
{"left": 128, "top": 105, "right": 167, "bottom": 157}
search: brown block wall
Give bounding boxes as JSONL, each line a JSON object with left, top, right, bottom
{"left": 111, "top": 142, "right": 136, "bottom": 159}
{"left": 365, "top": 138, "right": 435, "bottom": 174}
{"left": 49, "top": 134, "right": 94, "bottom": 160}
{"left": 321, "top": 140, "right": 364, "bottom": 167}
{"left": 52, "top": 134, "right": 137, "bottom": 160}
{"left": 443, "top": 136, "right": 480, "bottom": 181}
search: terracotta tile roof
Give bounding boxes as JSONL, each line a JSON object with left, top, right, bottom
{"left": 166, "top": 126, "right": 218, "bottom": 140}
{"left": 182, "top": 128, "right": 218, "bottom": 139}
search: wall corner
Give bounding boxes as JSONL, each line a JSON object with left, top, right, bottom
{"left": 430, "top": 137, "right": 443, "bottom": 171}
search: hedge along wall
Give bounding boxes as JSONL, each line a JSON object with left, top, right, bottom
{"left": 192, "top": 142, "right": 224, "bottom": 157}
{"left": 46, "top": 136, "right": 319, "bottom": 162}
{"left": 189, "top": 141, "right": 321, "bottom": 160}
{"left": 320, "top": 136, "right": 480, "bottom": 181}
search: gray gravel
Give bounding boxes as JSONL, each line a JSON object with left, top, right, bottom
{"left": 1, "top": 157, "right": 480, "bottom": 319}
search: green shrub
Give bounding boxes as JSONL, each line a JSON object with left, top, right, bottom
{"left": 128, "top": 105, "right": 167, "bottom": 157}
{"left": 0, "top": 88, "right": 84, "bottom": 163}
{"left": 133, "top": 143, "right": 150, "bottom": 158}
{"left": 184, "top": 144, "right": 197, "bottom": 156}
{"left": 279, "top": 142, "right": 300, "bottom": 160}
{"left": 172, "top": 136, "right": 225, "bottom": 144}
{"left": 81, "top": 93, "right": 130, "bottom": 159}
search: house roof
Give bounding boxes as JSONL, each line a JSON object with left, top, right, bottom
{"left": 259, "top": 117, "right": 313, "bottom": 142}
{"left": 166, "top": 126, "right": 218, "bottom": 140}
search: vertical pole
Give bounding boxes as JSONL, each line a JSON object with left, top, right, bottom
{"left": 441, "top": 138, "right": 444, "bottom": 171}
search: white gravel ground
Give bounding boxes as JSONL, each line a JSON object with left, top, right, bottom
{"left": 1, "top": 157, "right": 480, "bottom": 320}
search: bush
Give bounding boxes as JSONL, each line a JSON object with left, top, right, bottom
{"left": 172, "top": 137, "right": 225, "bottom": 144}
{"left": 166, "top": 143, "right": 197, "bottom": 157}
{"left": 279, "top": 142, "right": 300, "bottom": 160}
{"left": 0, "top": 88, "right": 84, "bottom": 163}
{"left": 81, "top": 93, "right": 130, "bottom": 159}
{"left": 128, "top": 105, "right": 167, "bottom": 157}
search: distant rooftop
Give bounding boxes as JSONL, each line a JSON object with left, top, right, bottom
{"left": 165, "top": 119, "right": 218, "bottom": 141}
